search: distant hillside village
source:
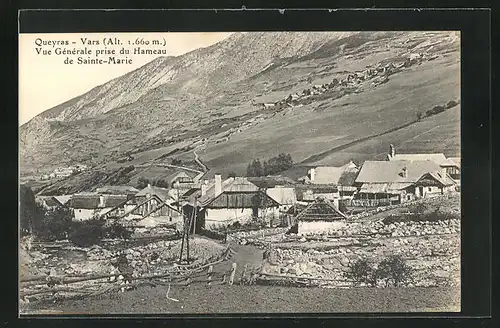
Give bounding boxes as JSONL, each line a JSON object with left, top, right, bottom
{"left": 32, "top": 144, "right": 460, "bottom": 235}
{"left": 36, "top": 164, "right": 90, "bottom": 181}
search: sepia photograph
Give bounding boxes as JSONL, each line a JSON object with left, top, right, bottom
{"left": 19, "top": 29, "right": 462, "bottom": 315}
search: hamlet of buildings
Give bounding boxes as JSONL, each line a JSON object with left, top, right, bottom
{"left": 34, "top": 145, "right": 460, "bottom": 233}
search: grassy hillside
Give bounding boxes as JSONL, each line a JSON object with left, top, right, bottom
{"left": 22, "top": 31, "right": 460, "bottom": 189}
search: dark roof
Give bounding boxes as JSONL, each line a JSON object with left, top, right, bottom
{"left": 71, "top": 194, "right": 100, "bottom": 209}
{"left": 199, "top": 177, "right": 259, "bottom": 206}
{"left": 338, "top": 170, "right": 359, "bottom": 186}
{"left": 295, "top": 198, "right": 347, "bottom": 221}
{"left": 102, "top": 195, "right": 128, "bottom": 207}
{"left": 136, "top": 185, "right": 171, "bottom": 201}
{"left": 205, "top": 191, "right": 280, "bottom": 209}
{"left": 71, "top": 193, "right": 128, "bottom": 209}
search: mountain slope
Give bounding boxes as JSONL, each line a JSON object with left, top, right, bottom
{"left": 20, "top": 31, "right": 460, "bottom": 182}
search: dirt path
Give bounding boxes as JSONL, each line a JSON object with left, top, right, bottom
{"left": 189, "top": 242, "right": 265, "bottom": 284}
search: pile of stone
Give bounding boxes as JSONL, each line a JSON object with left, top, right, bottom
{"left": 296, "top": 218, "right": 460, "bottom": 239}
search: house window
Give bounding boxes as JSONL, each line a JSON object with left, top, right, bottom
{"left": 79, "top": 209, "right": 82, "bottom": 213}
{"left": 407, "top": 195, "right": 411, "bottom": 201}
{"left": 169, "top": 217, "right": 172, "bottom": 222}
{"left": 428, "top": 187, "right": 432, "bottom": 192}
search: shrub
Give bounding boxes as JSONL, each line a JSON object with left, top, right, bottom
{"left": 345, "top": 258, "right": 377, "bottom": 286}
{"left": 375, "top": 255, "right": 414, "bottom": 287}
{"left": 34, "top": 207, "right": 72, "bottom": 241}
{"left": 153, "top": 179, "right": 169, "bottom": 188}
{"left": 104, "top": 222, "right": 133, "bottom": 240}
{"left": 445, "top": 100, "right": 459, "bottom": 109}
{"left": 408, "top": 202, "right": 427, "bottom": 215}
{"left": 68, "top": 218, "right": 106, "bottom": 247}
{"left": 137, "top": 177, "right": 150, "bottom": 189}
{"left": 171, "top": 158, "right": 182, "bottom": 165}
{"left": 20, "top": 185, "right": 40, "bottom": 236}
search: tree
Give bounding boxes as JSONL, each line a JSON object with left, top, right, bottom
{"left": 137, "top": 177, "right": 150, "bottom": 189}
{"left": 35, "top": 207, "right": 73, "bottom": 241}
{"left": 20, "top": 185, "right": 41, "bottom": 235}
{"left": 446, "top": 100, "right": 459, "bottom": 109}
{"left": 228, "top": 171, "right": 237, "bottom": 178}
{"left": 263, "top": 153, "right": 293, "bottom": 175}
{"left": 154, "top": 179, "right": 169, "bottom": 188}
{"left": 246, "top": 159, "right": 264, "bottom": 177}
{"left": 171, "top": 158, "right": 182, "bottom": 165}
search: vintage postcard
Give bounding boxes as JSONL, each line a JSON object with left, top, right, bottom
{"left": 19, "top": 29, "right": 461, "bottom": 314}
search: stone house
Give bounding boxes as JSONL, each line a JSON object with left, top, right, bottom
{"left": 192, "top": 175, "right": 280, "bottom": 229}
{"left": 386, "top": 144, "right": 460, "bottom": 183}
{"left": 294, "top": 197, "right": 348, "bottom": 235}
{"left": 354, "top": 160, "right": 456, "bottom": 207}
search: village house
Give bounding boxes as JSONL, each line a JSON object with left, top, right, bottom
{"left": 35, "top": 196, "right": 67, "bottom": 210}
{"left": 70, "top": 193, "right": 130, "bottom": 221}
{"left": 185, "top": 175, "right": 281, "bottom": 229}
{"left": 295, "top": 184, "right": 340, "bottom": 208}
{"left": 136, "top": 184, "right": 173, "bottom": 204}
{"left": 103, "top": 193, "right": 183, "bottom": 228}
{"left": 306, "top": 161, "right": 360, "bottom": 199}
{"left": 293, "top": 197, "right": 348, "bottom": 235}
{"left": 247, "top": 175, "right": 298, "bottom": 212}
{"left": 167, "top": 171, "right": 200, "bottom": 200}
{"left": 386, "top": 144, "right": 460, "bottom": 183}
{"left": 354, "top": 160, "right": 456, "bottom": 207}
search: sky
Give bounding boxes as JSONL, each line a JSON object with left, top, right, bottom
{"left": 19, "top": 32, "right": 233, "bottom": 125}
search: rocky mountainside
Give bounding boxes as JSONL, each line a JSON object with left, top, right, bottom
{"left": 20, "top": 31, "right": 460, "bottom": 180}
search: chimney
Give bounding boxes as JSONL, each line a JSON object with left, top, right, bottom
{"left": 201, "top": 181, "right": 208, "bottom": 197}
{"left": 99, "top": 195, "right": 105, "bottom": 208}
{"left": 147, "top": 183, "right": 151, "bottom": 188}
{"left": 309, "top": 168, "right": 316, "bottom": 182}
{"left": 214, "top": 174, "right": 222, "bottom": 197}
{"left": 389, "top": 144, "right": 395, "bottom": 159}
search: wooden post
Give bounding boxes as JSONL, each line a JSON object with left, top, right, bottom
{"left": 178, "top": 215, "right": 186, "bottom": 263}
{"left": 228, "top": 263, "right": 237, "bottom": 285}
{"left": 241, "top": 263, "right": 248, "bottom": 283}
{"left": 186, "top": 211, "right": 192, "bottom": 264}
{"left": 192, "top": 200, "right": 197, "bottom": 235}
{"left": 207, "top": 265, "right": 213, "bottom": 285}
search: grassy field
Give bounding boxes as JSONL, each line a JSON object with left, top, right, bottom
{"left": 23, "top": 284, "right": 460, "bottom": 314}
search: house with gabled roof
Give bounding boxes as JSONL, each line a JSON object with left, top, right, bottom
{"left": 354, "top": 160, "right": 456, "bottom": 207}
{"left": 185, "top": 174, "right": 280, "bottom": 229}
{"left": 306, "top": 161, "right": 360, "bottom": 199}
{"left": 102, "top": 193, "right": 183, "bottom": 228}
{"left": 136, "top": 184, "right": 173, "bottom": 203}
{"left": 386, "top": 144, "right": 460, "bottom": 182}
{"left": 294, "top": 197, "right": 348, "bottom": 235}
{"left": 70, "top": 193, "right": 130, "bottom": 221}
{"left": 35, "top": 196, "right": 66, "bottom": 210}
